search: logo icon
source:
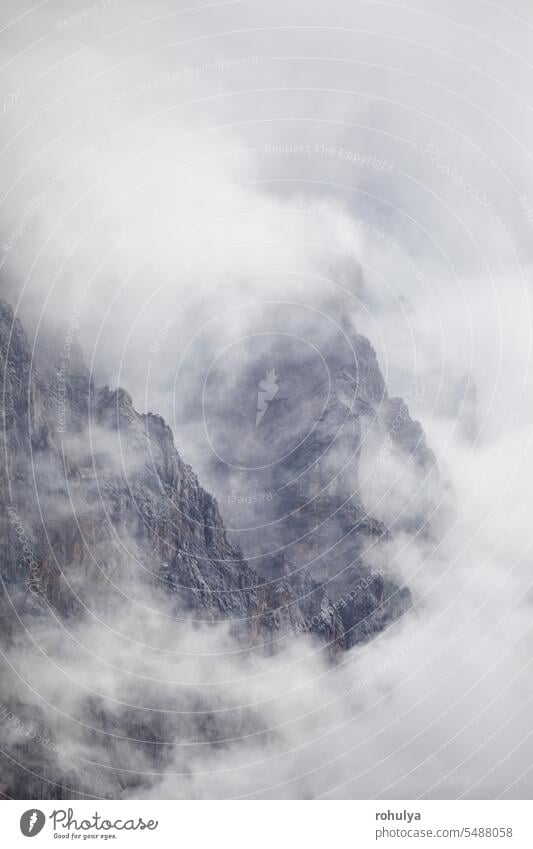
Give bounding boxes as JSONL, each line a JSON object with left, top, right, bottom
{"left": 256, "top": 368, "right": 279, "bottom": 426}
{"left": 20, "top": 810, "right": 45, "bottom": 837}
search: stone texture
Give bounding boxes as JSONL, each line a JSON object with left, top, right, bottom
{"left": 0, "top": 298, "right": 439, "bottom": 799}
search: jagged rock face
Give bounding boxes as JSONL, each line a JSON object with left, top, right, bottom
{"left": 0, "top": 298, "right": 437, "bottom": 799}
{"left": 182, "top": 323, "right": 431, "bottom": 645}
{"left": 0, "top": 305, "right": 272, "bottom": 640}
{"left": 0, "top": 299, "right": 433, "bottom": 651}
{"left": 1, "top": 300, "right": 394, "bottom": 647}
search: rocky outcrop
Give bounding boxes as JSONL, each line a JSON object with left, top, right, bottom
{"left": 1, "top": 300, "right": 407, "bottom": 648}
{"left": 0, "top": 298, "right": 438, "bottom": 799}
{"left": 193, "top": 325, "right": 433, "bottom": 647}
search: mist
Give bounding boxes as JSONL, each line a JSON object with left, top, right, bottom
{"left": 0, "top": 0, "right": 532, "bottom": 800}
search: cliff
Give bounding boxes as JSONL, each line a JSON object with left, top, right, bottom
{"left": 0, "top": 298, "right": 435, "bottom": 798}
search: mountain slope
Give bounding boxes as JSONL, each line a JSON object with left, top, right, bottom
{"left": 0, "top": 298, "right": 430, "bottom": 798}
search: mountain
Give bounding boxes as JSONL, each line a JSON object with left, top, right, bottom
{"left": 176, "top": 312, "right": 438, "bottom": 645}
{"left": 0, "top": 298, "right": 435, "bottom": 798}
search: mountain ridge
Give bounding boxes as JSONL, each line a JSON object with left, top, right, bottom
{"left": 0, "top": 297, "right": 429, "bottom": 799}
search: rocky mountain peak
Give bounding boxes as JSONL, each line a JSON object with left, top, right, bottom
{"left": 0, "top": 296, "right": 444, "bottom": 799}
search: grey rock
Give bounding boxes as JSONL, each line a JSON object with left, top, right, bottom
{"left": 0, "top": 298, "right": 439, "bottom": 798}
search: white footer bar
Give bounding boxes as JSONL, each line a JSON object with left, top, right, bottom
{"left": 4, "top": 800, "right": 533, "bottom": 848}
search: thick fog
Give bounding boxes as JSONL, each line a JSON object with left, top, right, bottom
{"left": 0, "top": 0, "right": 532, "bottom": 799}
